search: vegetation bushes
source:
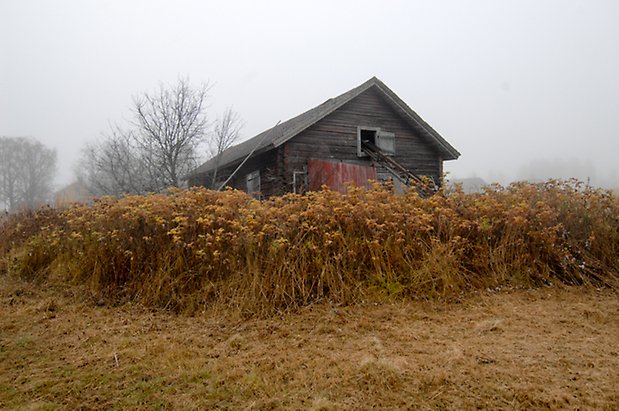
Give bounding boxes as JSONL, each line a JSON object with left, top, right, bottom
{"left": 1, "top": 180, "right": 617, "bottom": 315}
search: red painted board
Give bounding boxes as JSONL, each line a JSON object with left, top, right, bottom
{"left": 307, "top": 159, "right": 376, "bottom": 193}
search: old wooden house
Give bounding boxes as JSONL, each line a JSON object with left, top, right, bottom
{"left": 185, "top": 77, "right": 460, "bottom": 197}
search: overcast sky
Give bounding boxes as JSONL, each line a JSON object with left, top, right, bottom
{"left": 1, "top": 0, "right": 618, "bottom": 189}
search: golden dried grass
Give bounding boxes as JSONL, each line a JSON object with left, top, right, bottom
{"left": 1, "top": 277, "right": 617, "bottom": 409}
{"left": 0, "top": 179, "right": 617, "bottom": 315}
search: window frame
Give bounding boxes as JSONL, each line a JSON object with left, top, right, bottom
{"left": 357, "top": 126, "right": 381, "bottom": 157}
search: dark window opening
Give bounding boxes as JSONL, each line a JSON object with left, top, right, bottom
{"left": 360, "top": 129, "right": 377, "bottom": 145}
{"left": 357, "top": 127, "right": 381, "bottom": 157}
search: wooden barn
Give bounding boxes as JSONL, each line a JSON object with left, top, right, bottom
{"left": 185, "top": 77, "right": 460, "bottom": 197}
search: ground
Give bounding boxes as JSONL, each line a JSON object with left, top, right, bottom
{"left": 0, "top": 277, "right": 617, "bottom": 410}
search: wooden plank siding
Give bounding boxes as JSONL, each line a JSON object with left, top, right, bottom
{"left": 283, "top": 87, "right": 442, "bottom": 190}
{"left": 187, "top": 150, "right": 280, "bottom": 198}
{"left": 186, "top": 77, "right": 458, "bottom": 197}
{"left": 188, "top": 86, "right": 445, "bottom": 197}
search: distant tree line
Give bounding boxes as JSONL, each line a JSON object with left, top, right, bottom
{"left": 78, "top": 77, "right": 242, "bottom": 196}
{"left": 0, "top": 137, "right": 57, "bottom": 212}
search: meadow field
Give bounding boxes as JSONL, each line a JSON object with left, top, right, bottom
{"left": 1, "top": 180, "right": 617, "bottom": 409}
{"left": 1, "top": 278, "right": 617, "bottom": 409}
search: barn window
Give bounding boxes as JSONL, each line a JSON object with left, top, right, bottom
{"left": 246, "top": 170, "right": 261, "bottom": 198}
{"left": 357, "top": 127, "right": 395, "bottom": 156}
{"left": 357, "top": 127, "right": 380, "bottom": 157}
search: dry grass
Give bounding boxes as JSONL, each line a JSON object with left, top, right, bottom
{"left": 1, "top": 180, "right": 617, "bottom": 315}
{"left": 1, "top": 181, "right": 617, "bottom": 408}
{"left": 1, "top": 276, "right": 617, "bottom": 410}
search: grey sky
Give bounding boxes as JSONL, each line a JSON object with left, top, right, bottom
{"left": 1, "top": 0, "right": 618, "bottom": 188}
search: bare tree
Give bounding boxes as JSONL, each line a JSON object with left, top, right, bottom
{"left": 78, "top": 128, "right": 160, "bottom": 196}
{"left": 78, "top": 77, "right": 210, "bottom": 195}
{"left": 133, "top": 78, "right": 210, "bottom": 188}
{"left": 20, "top": 139, "right": 58, "bottom": 209}
{"left": 0, "top": 137, "right": 57, "bottom": 211}
{"left": 208, "top": 107, "right": 243, "bottom": 188}
{"left": 0, "top": 137, "right": 21, "bottom": 211}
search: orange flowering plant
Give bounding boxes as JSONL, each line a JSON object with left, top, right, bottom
{"left": 1, "top": 179, "right": 616, "bottom": 315}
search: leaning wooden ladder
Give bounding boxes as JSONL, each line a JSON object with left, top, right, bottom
{"left": 361, "top": 141, "right": 436, "bottom": 197}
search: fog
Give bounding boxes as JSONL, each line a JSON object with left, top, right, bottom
{"left": 1, "top": 0, "right": 618, "bottom": 190}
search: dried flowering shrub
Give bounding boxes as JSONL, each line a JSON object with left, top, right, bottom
{"left": 0, "top": 180, "right": 617, "bottom": 315}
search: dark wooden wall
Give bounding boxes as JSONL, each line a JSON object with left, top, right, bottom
{"left": 189, "top": 86, "right": 444, "bottom": 197}
{"left": 283, "top": 87, "right": 442, "bottom": 190}
{"left": 187, "top": 150, "right": 280, "bottom": 197}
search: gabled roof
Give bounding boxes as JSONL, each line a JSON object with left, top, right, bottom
{"left": 186, "top": 77, "right": 460, "bottom": 178}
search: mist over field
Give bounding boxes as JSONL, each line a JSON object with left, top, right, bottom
{"left": 1, "top": 0, "right": 618, "bottom": 190}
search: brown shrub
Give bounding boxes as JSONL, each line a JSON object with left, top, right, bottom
{"left": 0, "top": 180, "right": 617, "bottom": 315}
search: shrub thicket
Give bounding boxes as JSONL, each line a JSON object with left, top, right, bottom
{"left": 1, "top": 180, "right": 617, "bottom": 315}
